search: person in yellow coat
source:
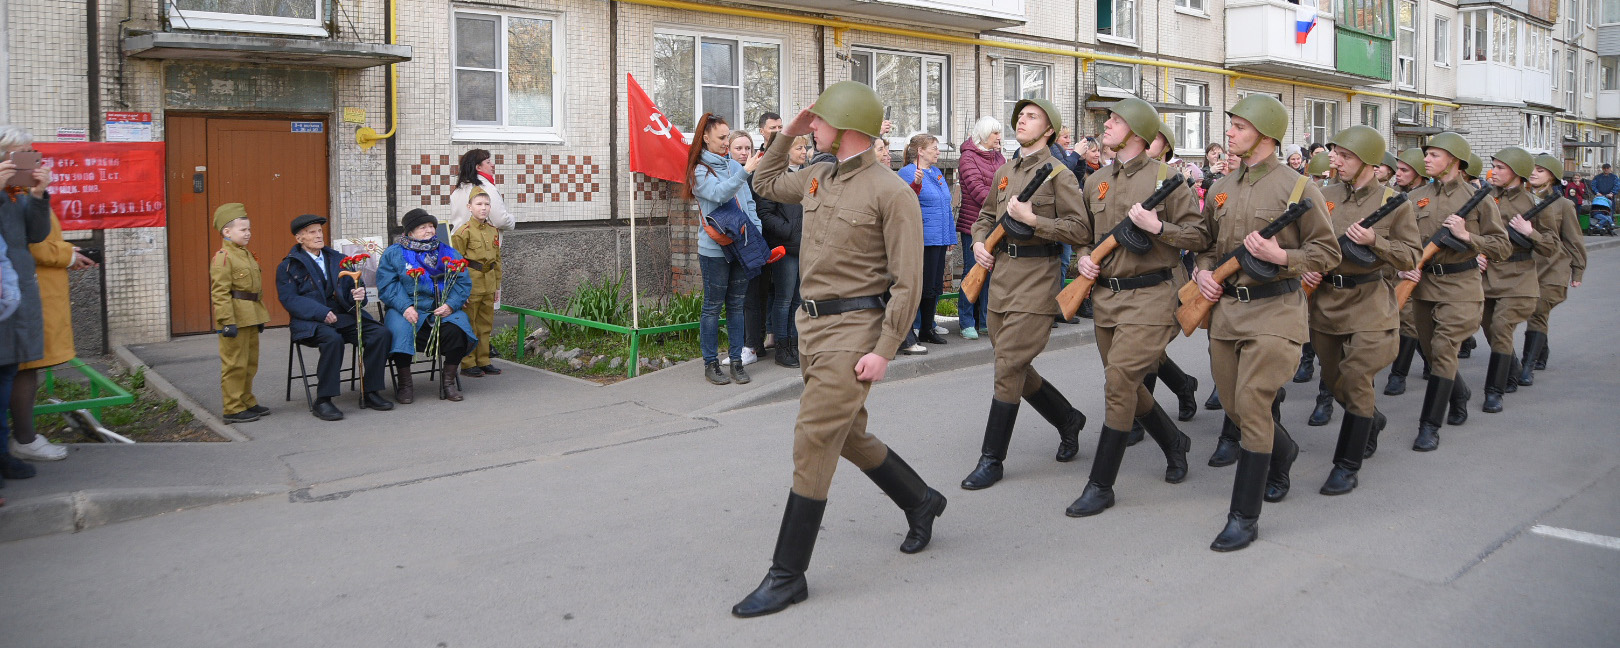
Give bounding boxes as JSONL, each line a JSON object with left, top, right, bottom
{"left": 210, "top": 203, "right": 271, "bottom": 424}
{"left": 9, "top": 210, "right": 96, "bottom": 461}
{"left": 451, "top": 187, "right": 503, "bottom": 377}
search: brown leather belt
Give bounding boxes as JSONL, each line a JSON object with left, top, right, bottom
{"left": 230, "top": 290, "right": 260, "bottom": 301}
{"left": 466, "top": 259, "right": 492, "bottom": 272}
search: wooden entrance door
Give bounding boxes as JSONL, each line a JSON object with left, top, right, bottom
{"left": 166, "top": 115, "right": 330, "bottom": 335}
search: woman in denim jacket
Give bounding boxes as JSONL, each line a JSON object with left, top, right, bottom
{"left": 683, "top": 113, "right": 763, "bottom": 385}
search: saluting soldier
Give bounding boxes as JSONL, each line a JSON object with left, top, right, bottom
{"left": 1384, "top": 148, "right": 1432, "bottom": 397}
{"left": 1192, "top": 95, "right": 1339, "bottom": 551}
{"left": 1064, "top": 99, "right": 1209, "bottom": 518}
{"left": 1477, "top": 148, "right": 1561, "bottom": 414}
{"left": 1520, "top": 155, "right": 1586, "bottom": 386}
{"left": 1399, "top": 133, "right": 1511, "bottom": 452}
{"left": 960, "top": 97, "right": 1089, "bottom": 491}
{"left": 734, "top": 82, "right": 945, "bottom": 618}
{"left": 1300, "top": 126, "right": 1421, "bottom": 495}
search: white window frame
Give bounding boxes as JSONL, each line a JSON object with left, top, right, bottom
{"left": 653, "top": 28, "right": 785, "bottom": 138}
{"left": 1590, "top": 0, "right": 1598, "bottom": 27}
{"left": 1173, "top": 0, "right": 1207, "bottom": 16}
{"left": 1554, "top": 47, "right": 1562, "bottom": 89}
{"left": 1434, "top": 16, "right": 1451, "bottom": 67}
{"left": 1361, "top": 103, "right": 1381, "bottom": 128}
{"left": 166, "top": 0, "right": 327, "bottom": 37}
{"left": 1397, "top": 0, "right": 1418, "bottom": 88}
{"left": 1568, "top": 0, "right": 1581, "bottom": 41}
{"left": 1093, "top": 62, "right": 1139, "bottom": 98}
{"left": 1462, "top": 10, "right": 1486, "bottom": 62}
{"left": 1396, "top": 100, "right": 1419, "bottom": 125}
{"left": 1604, "top": 56, "right": 1620, "bottom": 91}
{"left": 1169, "top": 80, "right": 1208, "bottom": 155}
{"left": 1586, "top": 58, "right": 1597, "bottom": 97}
{"left": 1098, "top": 0, "right": 1138, "bottom": 45}
{"left": 452, "top": 9, "right": 567, "bottom": 144}
{"left": 1432, "top": 110, "right": 1450, "bottom": 129}
{"left": 1002, "top": 60, "right": 1052, "bottom": 126}
{"left": 1306, "top": 99, "right": 1338, "bottom": 146}
{"left": 851, "top": 47, "right": 950, "bottom": 149}
{"left": 1568, "top": 50, "right": 1579, "bottom": 108}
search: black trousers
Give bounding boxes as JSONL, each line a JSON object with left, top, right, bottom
{"left": 398, "top": 321, "right": 472, "bottom": 370}
{"left": 917, "top": 245, "right": 948, "bottom": 333}
{"left": 744, "top": 270, "right": 773, "bottom": 350}
{"left": 307, "top": 318, "right": 391, "bottom": 398}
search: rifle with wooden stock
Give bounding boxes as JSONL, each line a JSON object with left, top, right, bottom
{"left": 1173, "top": 197, "right": 1315, "bottom": 336}
{"left": 1301, "top": 191, "right": 1408, "bottom": 298}
{"left": 961, "top": 163, "right": 1055, "bottom": 303}
{"left": 1393, "top": 183, "right": 1496, "bottom": 308}
{"left": 1054, "top": 175, "right": 1184, "bottom": 319}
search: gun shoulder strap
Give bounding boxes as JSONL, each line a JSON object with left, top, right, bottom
{"left": 1383, "top": 187, "right": 1396, "bottom": 203}
{"left": 1156, "top": 160, "right": 1169, "bottom": 185}
{"left": 1287, "top": 174, "right": 1309, "bottom": 206}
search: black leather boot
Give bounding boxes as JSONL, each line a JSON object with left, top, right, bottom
{"left": 440, "top": 366, "right": 462, "bottom": 402}
{"left": 962, "top": 400, "right": 1017, "bottom": 490}
{"left": 1264, "top": 424, "right": 1298, "bottom": 503}
{"left": 1155, "top": 358, "right": 1200, "bottom": 422}
{"left": 1385, "top": 336, "right": 1418, "bottom": 396}
{"left": 1127, "top": 420, "right": 1145, "bottom": 447}
{"left": 1321, "top": 412, "right": 1375, "bottom": 496}
{"left": 1140, "top": 402, "right": 1191, "bottom": 484}
{"left": 1308, "top": 380, "right": 1335, "bottom": 426}
{"left": 1482, "top": 353, "right": 1510, "bottom": 413}
{"left": 1458, "top": 335, "right": 1476, "bottom": 359}
{"left": 1025, "top": 381, "right": 1087, "bottom": 462}
{"left": 863, "top": 451, "right": 946, "bottom": 554}
{"left": 1204, "top": 387, "right": 1223, "bottom": 410}
{"left": 1208, "top": 416, "right": 1242, "bottom": 467}
{"left": 1211, "top": 449, "right": 1269, "bottom": 552}
{"left": 1447, "top": 375, "right": 1470, "bottom": 426}
{"left": 1535, "top": 337, "right": 1548, "bottom": 370}
{"left": 775, "top": 338, "right": 800, "bottom": 369}
{"left": 1506, "top": 356, "right": 1521, "bottom": 393}
{"left": 1293, "top": 343, "right": 1316, "bottom": 383}
{"left": 393, "top": 357, "right": 415, "bottom": 404}
{"left": 1519, "top": 330, "right": 1546, "bottom": 386}
{"left": 1413, "top": 376, "right": 1452, "bottom": 452}
{"left": 1364, "top": 409, "right": 1386, "bottom": 459}
{"left": 732, "top": 492, "right": 826, "bottom": 618}
{"left": 1066, "top": 426, "right": 1129, "bottom": 517}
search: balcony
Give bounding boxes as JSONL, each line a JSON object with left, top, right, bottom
{"left": 763, "top": 0, "right": 1026, "bottom": 31}
{"left": 1225, "top": 0, "right": 1377, "bottom": 85}
{"left": 1600, "top": 90, "right": 1620, "bottom": 120}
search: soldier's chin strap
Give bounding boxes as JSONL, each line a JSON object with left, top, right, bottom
{"left": 1232, "top": 136, "right": 1272, "bottom": 163}
{"left": 1018, "top": 128, "right": 1055, "bottom": 149}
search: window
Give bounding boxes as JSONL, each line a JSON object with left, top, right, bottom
{"left": 1396, "top": 100, "right": 1419, "bottom": 125}
{"left": 167, "top": 0, "right": 325, "bottom": 36}
{"left": 1568, "top": 0, "right": 1581, "bottom": 40}
{"left": 1493, "top": 11, "right": 1519, "bottom": 65}
{"left": 654, "top": 31, "right": 782, "bottom": 134}
{"left": 1341, "top": 0, "right": 1394, "bottom": 38}
{"left": 1093, "top": 62, "right": 1138, "bottom": 97}
{"left": 453, "top": 11, "right": 564, "bottom": 143}
{"left": 1568, "top": 50, "right": 1579, "bottom": 108}
{"left": 1605, "top": 0, "right": 1620, "bottom": 24}
{"left": 1175, "top": 0, "right": 1205, "bottom": 11}
{"left": 1361, "top": 103, "right": 1381, "bottom": 128}
{"left": 1526, "top": 26, "right": 1552, "bottom": 72}
{"left": 1397, "top": 1, "right": 1417, "bottom": 87}
{"left": 1307, "top": 99, "right": 1338, "bottom": 146}
{"left": 1590, "top": 0, "right": 1599, "bottom": 26}
{"left": 1554, "top": 47, "right": 1562, "bottom": 89}
{"left": 1098, "top": 0, "right": 1137, "bottom": 42}
{"left": 852, "top": 48, "right": 948, "bottom": 146}
{"left": 1002, "top": 61, "right": 1050, "bottom": 124}
{"left": 1432, "top": 110, "right": 1449, "bottom": 129}
{"left": 1462, "top": 11, "right": 1486, "bottom": 62}
{"left": 1169, "top": 81, "right": 1208, "bottom": 152}
{"left": 1434, "top": 17, "right": 1451, "bottom": 66}
{"left": 1605, "top": 57, "right": 1620, "bottom": 90}
{"left": 1587, "top": 58, "right": 1597, "bottom": 97}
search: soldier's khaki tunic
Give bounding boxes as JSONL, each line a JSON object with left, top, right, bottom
{"left": 1078, "top": 154, "right": 1208, "bottom": 430}
{"left": 1197, "top": 157, "right": 1339, "bottom": 452}
{"left": 1394, "top": 180, "right": 1427, "bottom": 341}
{"left": 1529, "top": 193, "right": 1586, "bottom": 334}
{"left": 1308, "top": 182, "right": 1421, "bottom": 418}
{"left": 210, "top": 240, "right": 271, "bottom": 415}
{"left": 971, "top": 146, "right": 1086, "bottom": 402}
{"left": 1479, "top": 185, "right": 1558, "bottom": 354}
{"left": 452, "top": 217, "right": 502, "bottom": 369}
{"left": 1407, "top": 177, "right": 1510, "bottom": 381}
{"left": 753, "top": 133, "right": 922, "bottom": 500}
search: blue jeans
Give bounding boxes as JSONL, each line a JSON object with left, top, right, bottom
{"left": 957, "top": 232, "right": 989, "bottom": 330}
{"left": 700, "top": 254, "right": 748, "bottom": 364}
{"left": 769, "top": 253, "right": 801, "bottom": 340}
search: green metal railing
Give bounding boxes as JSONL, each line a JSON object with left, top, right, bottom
{"left": 33, "top": 358, "right": 136, "bottom": 420}
{"left": 499, "top": 304, "right": 705, "bottom": 378}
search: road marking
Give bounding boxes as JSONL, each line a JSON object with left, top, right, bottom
{"left": 1530, "top": 525, "right": 1620, "bottom": 551}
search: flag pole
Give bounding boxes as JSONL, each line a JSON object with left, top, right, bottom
{"left": 629, "top": 171, "right": 641, "bottom": 330}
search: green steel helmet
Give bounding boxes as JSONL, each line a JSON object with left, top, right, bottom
{"left": 1156, "top": 119, "right": 1176, "bottom": 159}
{"left": 1382, "top": 152, "right": 1399, "bottom": 171}
{"left": 1466, "top": 153, "right": 1485, "bottom": 179}
{"left": 1534, "top": 153, "right": 1565, "bottom": 181}
{"left": 1227, "top": 94, "right": 1289, "bottom": 145}
{"left": 1307, "top": 151, "right": 1332, "bottom": 175}
{"left": 1012, "top": 97, "right": 1063, "bottom": 143}
{"left": 1423, "top": 131, "right": 1473, "bottom": 171}
{"left": 808, "top": 81, "right": 885, "bottom": 138}
{"left": 1492, "top": 146, "right": 1535, "bottom": 180}
{"left": 1106, "top": 97, "right": 1160, "bottom": 145}
{"left": 1398, "top": 148, "right": 1429, "bottom": 178}
{"left": 1327, "top": 125, "right": 1386, "bottom": 167}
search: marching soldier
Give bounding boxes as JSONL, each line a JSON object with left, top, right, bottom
{"left": 735, "top": 82, "right": 945, "bottom": 617}
{"left": 1063, "top": 99, "right": 1208, "bottom": 517}
{"left": 1399, "top": 133, "right": 1510, "bottom": 452}
{"left": 1192, "top": 95, "right": 1339, "bottom": 551}
{"left": 1142, "top": 122, "right": 1204, "bottom": 425}
{"left": 1385, "top": 148, "right": 1432, "bottom": 398}
{"left": 1521, "top": 154, "right": 1585, "bottom": 386}
{"left": 1477, "top": 148, "right": 1560, "bottom": 413}
{"left": 961, "top": 97, "right": 1089, "bottom": 490}
{"left": 1301, "top": 126, "right": 1420, "bottom": 495}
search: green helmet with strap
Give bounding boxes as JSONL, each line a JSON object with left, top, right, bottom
{"left": 1466, "top": 153, "right": 1485, "bottom": 179}
{"left": 1107, "top": 97, "right": 1160, "bottom": 146}
{"left": 1534, "top": 153, "right": 1565, "bottom": 181}
{"left": 1398, "top": 148, "right": 1429, "bottom": 178}
{"left": 1492, "top": 146, "right": 1535, "bottom": 180}
{"left": 1156, "top": 119, "right": 1176, "bottom": 159}
{"left": 1382, "top": 152, "right": 1399, "bottom": 171}
{"left": 1227, "top": 94, "right": 1289, "bottom": 146}
{"left": 808, "top": 81, "right": 885, "bottom": 138}
{"left": 1307, "top": 151, "right": 1332, "bottom": 175}
{"left": 1012, "top": 97, "right": 1063, "bottom": 145}
{"left": 1423, "top": 131, "right": 1473, "bottom": 172}
{"left": 1327, "top": 125, "right": 1386, "bottom": 167}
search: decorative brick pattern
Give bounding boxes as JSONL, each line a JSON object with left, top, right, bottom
{"left": 411, "top": 154, "right": 601, "bottom": 206}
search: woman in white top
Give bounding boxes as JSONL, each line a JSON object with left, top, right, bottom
{"left": 448, "top": 148, "right": 515, "bottom": 234}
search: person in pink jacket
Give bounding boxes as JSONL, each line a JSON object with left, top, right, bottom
{"left": 954, "top": 117, "right": 1006, "bottom": 340}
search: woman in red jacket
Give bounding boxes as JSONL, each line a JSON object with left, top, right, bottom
{"left": 954, "top": 116, "right": 1006, "bottom": 340}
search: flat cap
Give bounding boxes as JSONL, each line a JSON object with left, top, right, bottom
{"left": 290, "top": 214, "right": 327, "bottom": 234}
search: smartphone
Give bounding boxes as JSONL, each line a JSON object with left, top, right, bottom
{"left": 5, "top": 151, "right": 41, "bottom": 188}
{"left": 78, "top": 248, "right": 104, "bottom": 265}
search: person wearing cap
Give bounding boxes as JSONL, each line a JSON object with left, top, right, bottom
{"left": 1384, "top": 148, "right": 1433, "bottom": 397}
{"left": 734, "top": 81, "right": 945, "bottom": 618}
{"left": 1192, "top": 94, "right": 1338, "bottom": 551}
{"left": 959, "top": 96, "right": 1090, "bottom": 492}
{"left": 208, "top": 203, "right": 271, "bottom": 424}
{"left": 276, "top": 214, "right": 395, "bottom": 421}
{"left": 376, "top": 209, "right": 476, "bottom": 403}
{"left": 1399, "top": 133, "right": 1510, "bottom": 452}
{"left": 1523, "top": 154, "right": 1586, "bottom": 385}
{"left": 450, "top": 187, "right": 503, "bottom": 378}
{"left": 1062, "top": 98, "right": 1208, "bottom": 519}
{"left": 1300, "top": 126, "right": 1421, "bottom": 495}
{"left": 1475, "top": 148, "right": 1562, "bottom": 415}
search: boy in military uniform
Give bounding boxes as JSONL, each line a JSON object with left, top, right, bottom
{"left": 451, "top": 187, "right": 503, "bottom": 377}
{"left": 1191, "top": 95, "right": 1339, "bottom": 551}
{"left": 1064, "top": 99, "right": 1208, "bottom": 518}
{"left": 1521, "top": 154, "right": 1586, "bottom": 386}
{"left": 960, "top": 97, "right": 1090, "bottom": 491}
{"left": 1301, "top": 126, "right": 1421, "bottom": 495}
{"left": 734, "top": 82, "right": 945, "bottom": 618}
{"left": 1385, "top": 148, "right": 1432, "bottom": 397}
{"left": 1477, "top": 148, "right": 1561, "bottom": 413}
{"left": 209, "top": 203, "right": 271, "bottom": 424}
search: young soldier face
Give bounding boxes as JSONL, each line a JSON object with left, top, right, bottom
{"left": 1423, "top": 148, "right": 1457, "bottom": 178}
{"left": 1488, "top": 160, "right": 1519, "bottom": 188}
{"left": 1376, "top": 165, "right": 1395, "bottom": 183}
{"left": 1530, "top": 167, "right": 1555, "bottom": 188}
{"left": 1101, "top": 112, "right": 1131, "bottom": 150}
{"left": 1014, "top": 105, "right": 1051, "bottom": 147}
{"left": 470, "top": 195, "right": 492, "bottom": 221}
{"left": 223, "top": 219, "right": 252, "bottom": 246}
{"left": 1395, "top": 162, "right": 1421, "bottom": 187}
{"left": 810, "top": 116, "right": 840, "bottom": 154}
{"left": 1330, "top": 147, "right": 1363, "bottom": 183}
{"left": 1225, "top": 116, "right": 1261, "bottom": 158}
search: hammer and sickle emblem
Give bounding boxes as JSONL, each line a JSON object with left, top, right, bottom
{"left": 645, "top": 112, "right": 674, "bottom": 139}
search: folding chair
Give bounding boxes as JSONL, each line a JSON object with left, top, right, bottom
{"left": 286, "top": 337, "right": 360, "bottom": 409}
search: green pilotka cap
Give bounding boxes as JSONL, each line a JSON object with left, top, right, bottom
{"left": 214, "top": 203, "right": 247, "bottom": 231}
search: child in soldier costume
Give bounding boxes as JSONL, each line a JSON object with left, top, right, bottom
{"left": 1521, "top": 155, "right": 1586, "bottom": 386}
{"left": 734, "top": 82, "right": 945, "bottom": 618}
{"left": 960, "top": 97, "right": 1090, "bottom": 491}
{"left": 1477, "top": 148, "right": 1561, "bottom": 413}
{"left": 209, "top": 203, "right": 271, "bottom": 424}
{"left": 451, "top": 187, "right": 503, "bottom": 377}
{"left": 1385, "top": 148, "right": 1432, "bottom": 397}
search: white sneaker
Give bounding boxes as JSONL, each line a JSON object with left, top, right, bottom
{"left": 11, "top": 435, "right": 68, "bottom": 461}
{"left": 932, "top": 325, "right": 949, "bottom": 336}
{"left": 899, "top": 343, "right": 929, "bottom": 356}
{"left": 719, "top": 347, "right": 760, "bottom": 366}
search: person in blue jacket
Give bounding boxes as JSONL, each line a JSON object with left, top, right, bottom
{"left": 377, "top": 209, "right": 475, "bottom": 402}
{"left": 898, "top": 134, "right": 954, "bottom": 346}
{"left": 683, "top": 112, "right": 763, "bottom": 386}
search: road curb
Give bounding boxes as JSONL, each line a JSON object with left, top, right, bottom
{"left": 114, "top": 344, "right": 250, "bottom": 442}
{"left": 0, "top": 484, "right": 285, "bottom": 544}
{"left": 1585, "top": 236, "right": 1620, "bottom": 252}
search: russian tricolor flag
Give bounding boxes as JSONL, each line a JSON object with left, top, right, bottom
{"left": 1295, "top": 4, "right": 1318, "bottom": 44}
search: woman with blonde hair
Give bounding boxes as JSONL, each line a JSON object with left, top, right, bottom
{"left": 900, "top": 133, "right": 953, "bottom": 347}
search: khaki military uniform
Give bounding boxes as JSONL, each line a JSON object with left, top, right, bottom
{"left": 210, "top": 240, "right": 271, "bottom": 415}
{"left": 1394, "top": 181, "right": 1428, "bottom": 341}
{"left": 1479, "top": 185, "right": 1558, "bottom": 354}
{"left": 452, "top": 217, "right": 502, "bottom": 369}
{"left": 1197, "top": 157, "right": 1339, "bottom": 452}
{"left": 1407, "top": 177, "right": 1511, "bottom": 381}
{"left": 753, "top": 135, "right": 922, "bottom": 500}
{"left": 1529, "top": 194, "right": 1586, "bottom": 333}
{"left": 971, "top": 146, "right": 1086, "bottom": 402}
{"left": 1308, "top": 183, "right": 1421, "bottom": 418}
{"left": 1079, "top": 155, "right": 1208, "bottom": 429}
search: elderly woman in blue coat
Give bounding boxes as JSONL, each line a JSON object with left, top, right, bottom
{"left": 377, "top": 208, "right": 475, "bottom": 403}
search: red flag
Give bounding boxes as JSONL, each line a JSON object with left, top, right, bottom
{"left": 627, "top": 74, "right": 689, "bottom": 184}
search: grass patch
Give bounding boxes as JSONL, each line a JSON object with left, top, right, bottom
{"left": 35, "top": 366, "right": 221, "bottom": 443}
{"left": 935, "top": 299, "right": 958, "bottom": 317}
{"left": 497, "top": 278, "right": 712, "bottom": 383}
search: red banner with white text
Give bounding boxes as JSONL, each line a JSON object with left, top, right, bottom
{"left": 34, "top": 142, "right": 167, "bottom": 230}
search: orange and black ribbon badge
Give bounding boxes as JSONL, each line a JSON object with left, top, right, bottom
{"left": 809, "top": 179, "right": 818, "bottom": 196}
{"left": 1097, "top": 182, "right": 1110, "bottom": 201}
{"left": 1214, "top": 193, "right": 1228, "bottom": 208}
{"left": 998, "top": 176, "right": 1009, "bottom": 191}
{"left": 1416, "top": 198, "right": 1430, "bottom": 209}
{"left": 1326, "top": 201, "right": 1336, "bottom": 213}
